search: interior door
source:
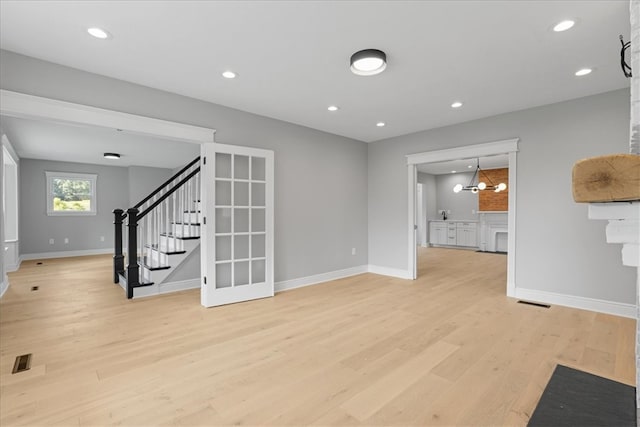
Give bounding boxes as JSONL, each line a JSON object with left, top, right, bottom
{"left": 200, "top": 142, "right": 274, "bottom": 307}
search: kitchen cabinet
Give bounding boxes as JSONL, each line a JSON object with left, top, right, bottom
{"left": 456, "top": 222, "right": 478, "bottom": 247}
{"left": 429, "top": 222, "right": 447, "bottom": 245}
{"left": 429, "top": 220, "right": 478, "bottom": 248}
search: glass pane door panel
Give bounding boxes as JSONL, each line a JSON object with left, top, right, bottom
{"left": 234, "top": 235, "right": 249, "bottom": 259}
{"left": 215, "top": 181, "right": 232, "bottom": 205}
{"left": 215, "top": 153, "right": 232, "bottom": 178}
{"left": 216, "top": 263, "right": 232, "bottom": 288}
{"left": 234, "top": 261, "right": 250, "bottom": 286}
{"left": 251, "top": 209, "right": 265, "bottom": 232}
{"left": 252, "top": 259, "right": 265, "bottom": 284}
{"left": 234, "top": 208, "right": 249, "bottom": 232}
{"left": 215, "top": 208, "right": 232, "bottom": 233}
{"left": 251, "top": 234, "right": 265, "bottom": 258}
{"left": 251, "top": 183, "right": 265, "bottom": 207}
{"left": 215, "top": 236, "right": 232, "bottom": 261}
{"left": 251, "top": 157, "right": 265, "bottom": 181}
{"left": 234, "top": 155, "right": 250, "bottom": 179}
{"left": 234, "top": 181, "right": 249, "bottom": 206}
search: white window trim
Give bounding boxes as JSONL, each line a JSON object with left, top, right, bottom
{"left": 46, "top": 171, "right": 98, "bottom": 216}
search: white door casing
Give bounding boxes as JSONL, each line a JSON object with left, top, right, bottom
{"left": 200, "top": 143, "right": 274, "bottom": 307}
{"left": 406, "top": 138, "right": 519, "bottom": 295}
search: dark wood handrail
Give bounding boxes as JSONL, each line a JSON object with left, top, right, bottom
{"left": 137, "top": 167, "right": 200, "bottom": 221}
{"left": 133, "top": 156, "right": 200, "bottom": 209}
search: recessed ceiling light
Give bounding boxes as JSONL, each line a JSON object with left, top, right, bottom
{"left": 87, "top": 27, "right": 111, "bottom": 39}
{"left": 553, "top": 20, "right": 575, "bottom": 32}
{"left": 575, "top": 68, "right": 592, "bottom": 76}
{"left": 350, "top": 49, "right": 387, "bottom": 76}
{"left": 222, "top": 71, "right": 237, "bottom": 79}
{"left": 451, "top": 101, "right": 463, "bottom": 108}
{"left": 103, "top": 152, "right": 120, "bottom": 159}
{"left": 327, "top": 105, "right": 339, "bottom": 111}
{"left": 468, "top": 165, "right": 473, "bottom": 169}
{"left": 376, "top": 122, "right": 386, "bottom": 127}
{"left": 451, "top": 170, "right": 456, "bottom": 174}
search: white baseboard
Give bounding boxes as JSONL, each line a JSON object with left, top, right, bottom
{"left": 367, "top": 264, "right": 413, "bottom": 280}
{"left": 21, "top": 248, "right": 113, "bottom": 261}
{"left": 5, "top": 259, "right": 21, "bottom": 272}
{"left": 514, "top": 287, "right": 636, "bottom": 319}
{"left": 0, "top": 274, "right": 8, "bottom": 298}
{"left": 275, "top": 265, "right": 369, "bottom": 293}
{"left": 133, "top": 278, "right": 200, "bottom": 299}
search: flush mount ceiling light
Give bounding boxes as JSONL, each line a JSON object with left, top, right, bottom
{"left": 222, "top": 70, "right": 237, "bottom": 79}
{"left": 453, "top": 158, "right": 506, "bottom": 194}
{"left": 87, "top": 27, "right": 111, "bottom": 39}
{"left": 327, "top": 105, "right": 339, "bottom": 111}
{"left": 575, "top": 68, "right": 592, "bottom": 76}
{"left": 553, "top": 20, "right": 575, "bottom": 32}
{"left": 103, "top": 152, "right": 120, "bottom": 160}
{"left": 376, "top": 121, "right": 386, "bottom": 127}
{"left": 350, "top": 49, "right": 387, "bottom": 76}
{"left": 451, "top": 101, "right": 463, "bottom": 108}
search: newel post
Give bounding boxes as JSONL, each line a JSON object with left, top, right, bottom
{"left": 112, "top": 209, "right": 125, "bottom": 283}
{"left": 126, "top": 208, "right": 140, "bottom": 299}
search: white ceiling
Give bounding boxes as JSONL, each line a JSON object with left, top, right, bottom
{"left": 0, "top": 0, "right": 631, "bottom": 146}
{"left": 417, "top": 154, "right": 509, "bottom": 175}
{"left": 0, "top": 116, "right": 200, "bottom": 169}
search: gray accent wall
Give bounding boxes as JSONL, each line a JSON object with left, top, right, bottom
{"left": 435, "top": 172, "right": 478, "bottom": 221}
{"left": 369, "top": 88, "right": 635, "bottom": 305}
{"left": 20, "top": 159, "right": 129, "bottom": 254}
{"left": 1, "top": 50, "right": 369, "bottom": 283}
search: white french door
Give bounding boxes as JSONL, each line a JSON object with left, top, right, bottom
{"left": 200, "top": 143, "right": 274, "bottom": 307}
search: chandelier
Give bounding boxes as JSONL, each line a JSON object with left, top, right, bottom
{"left": 453, "top": 159, "right": 507, "bottom": 194}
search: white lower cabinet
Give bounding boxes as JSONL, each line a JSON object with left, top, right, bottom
{"left": 429, "top": 221, "right": 477, "bottom": 248}
{"left": 429, "top": 222, "right": 447, "bottom": 245}
{"left": 456, "top": 222, "right": 478, "bottom": 247}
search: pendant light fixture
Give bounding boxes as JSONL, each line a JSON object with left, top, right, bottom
{"left": 350, "top": 49, "right": 387, "bottom": 76}
{"left": 453, "top": 159, "right": 507, "bottom": 193}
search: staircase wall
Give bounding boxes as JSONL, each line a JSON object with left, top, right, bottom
{"left": 162, "top": 245, "right": 200, "bottom": 283}
{"left": 127, "top": 165, "right": 174, "bottom": 207}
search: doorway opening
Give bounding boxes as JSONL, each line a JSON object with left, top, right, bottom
{"left": 406, "top": 139, "right": 519, "bottom": 296}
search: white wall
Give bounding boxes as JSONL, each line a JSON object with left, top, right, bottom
{"left": 369, "top": 89, "right": 635, "bottom": 306}
{"left": 0, "top": 50, "right": 369, "bottom": 283}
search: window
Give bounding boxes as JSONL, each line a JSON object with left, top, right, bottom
{"left": 46, "top": 171, "right": 97, "bottom": 216}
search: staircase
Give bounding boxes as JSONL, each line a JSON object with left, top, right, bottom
{"left": 113, "top": 157, "right": 202, "bottom": 299}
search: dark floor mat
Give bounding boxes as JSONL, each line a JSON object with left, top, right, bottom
{"left": 528, "top": 365, "right": 636, "bottom": 427}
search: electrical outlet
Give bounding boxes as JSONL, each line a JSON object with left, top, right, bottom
{"left": 100, "top": 236, "right": 105, "bottom": 242}
{"left": 472, "top": 209, "right": 476, "bottom": 214}
{"left": 49, "top": 238, "right": 54, "bottom": 245}
{"left": 351, "top": 247, "right": 356, "bottom": 255}
{"left": 64, "top": 238, "right": 69, "bottom": 244}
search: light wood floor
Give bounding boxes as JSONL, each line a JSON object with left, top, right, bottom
{"left": 0, "top": 248, "right": 635, "bottom": 426}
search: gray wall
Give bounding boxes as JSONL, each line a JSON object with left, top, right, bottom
{"left": 128, "top": 166, "right": 173, "bottom": 207}
{"left": 435, "top": 172, "right": 478, "bottom": 221}
{"left": 0, "top": 135, "right": 5, "bottom": 295}
{"left": 417, "top": 172, "right": 437, "bottom": 220}
{"left": 19, "top": 159, "right": 129, "bottom": 254}
{"left": 369, "top": 89, "right": 635, "bottom": 305}
{"left": 1, "top": 50, "right": 369, "bottom": 282}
